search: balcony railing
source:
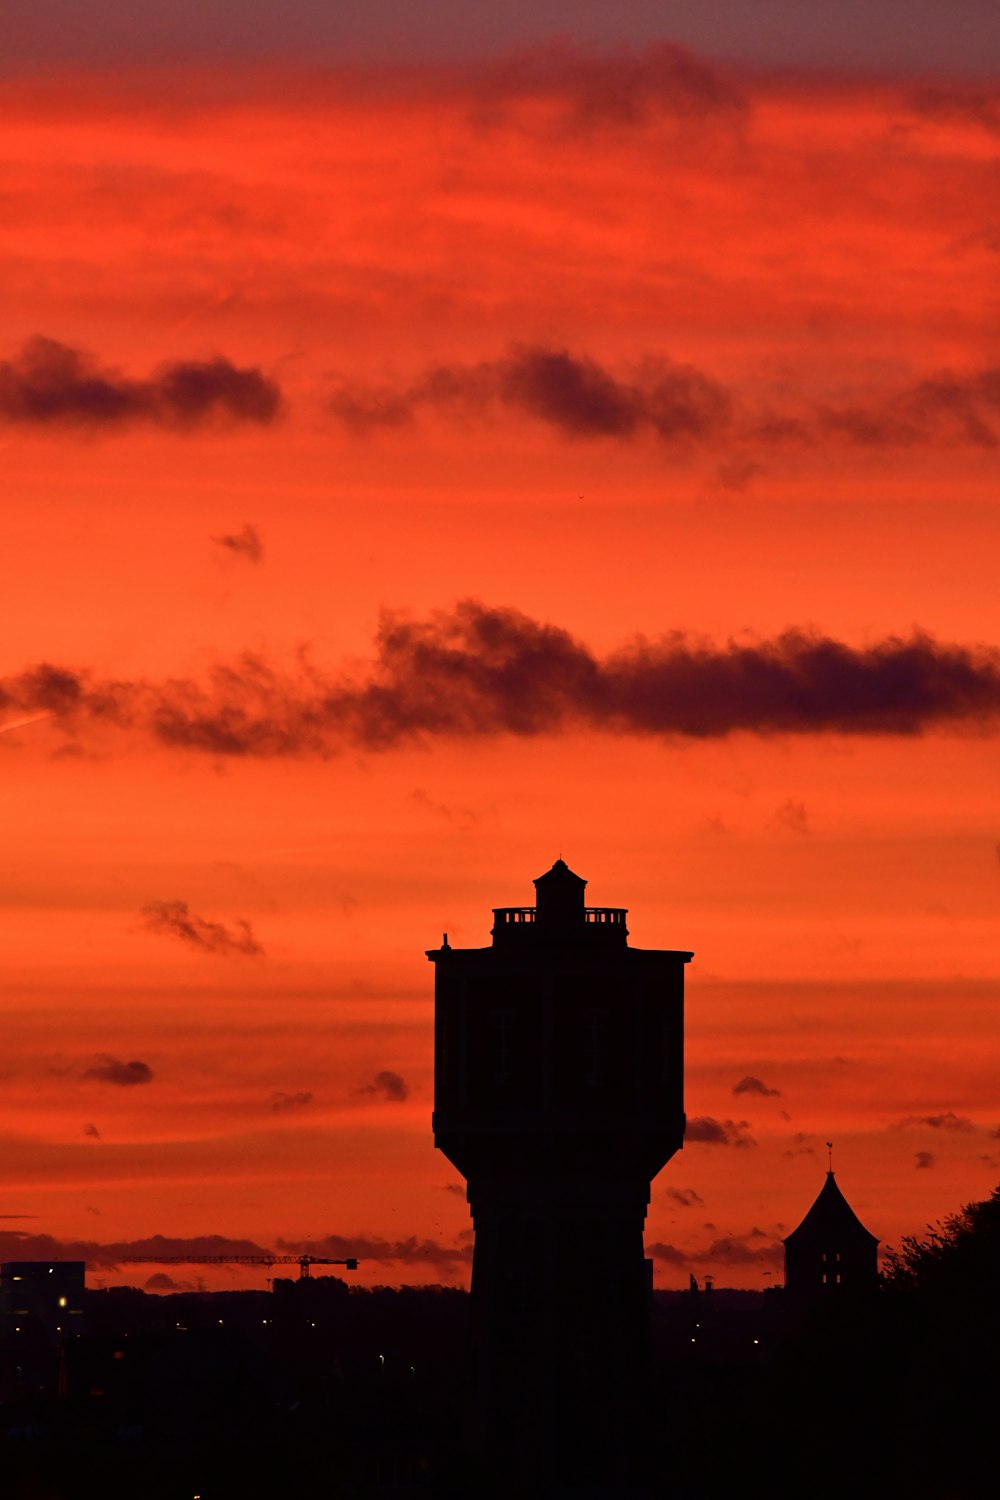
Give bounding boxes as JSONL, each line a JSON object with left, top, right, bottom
{"left": 492, "top": 906, "right": 628, "bottom": 927}
{"left": 584, "top": 908, "right": 627, "bottom": 925}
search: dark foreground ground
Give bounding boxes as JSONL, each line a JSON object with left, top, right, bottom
{"left": 0, "top": 1279, "right": 994, "bottom": 1500}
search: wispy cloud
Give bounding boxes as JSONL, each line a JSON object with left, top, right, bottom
{"left": 664, "top": 1187, "right": 705, "bottom": 1209}
{"left": 896, "top": 1111, "right": 974, "bottom": 1132}
{"left": 649, "top": 1228, "right": 782, "bottom": 1271}
{"left": 770, "top": 799, "right": 810, "bottom": 836}
{"left": 473, "top": 39, "right": 748, "bottom": 136}
{"left": 82, "top": 1056, "right": 153, "bottom": 1087}
{"left": 411, "top": 787, "right": 478, "bottom": 829}
{"left": 910, "top": 86, "right": 1000, "bottom": 136}
{"left": 269, "top": 1090, "right": 313, "bottom": 1112}
{"left": 144, "top": 1271, "right": 193, "bottom": 1291}
{"left": 212, "top": 523, "right": 264, "bottom": 563}
{"left": 811, "top": 366, "right": 1000, "bottom": 451}
{"left": 733, "top": 1076, "right": 781, "bottom": 1098}
{"left": 359, "top": 1070, "right": 409, "bottom": 1102}
{"left": 686, "top": 1116, "right": 756, "bottom": 1148}
{"left": 140, "top": 900, "right": 264, "bottom": 958}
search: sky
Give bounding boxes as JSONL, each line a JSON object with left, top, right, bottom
{"left": 2, "top": 3, "right": 1000, "bottom": 1293}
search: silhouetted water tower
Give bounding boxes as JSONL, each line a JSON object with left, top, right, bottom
{"left": 429, "top": 860, "right": 692, "bottom": 1487}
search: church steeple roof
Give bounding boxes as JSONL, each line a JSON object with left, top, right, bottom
{"left": 784, "top": 1171, "right": 879, "bottom": 1249}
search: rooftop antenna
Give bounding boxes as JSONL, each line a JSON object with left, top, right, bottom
{"left": 826, "top": 1141, "right": 833, "bottom": 1173}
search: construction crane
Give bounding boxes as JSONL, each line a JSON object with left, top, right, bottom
{"left": 121, "top": 1253, "right": 358, "bottom": 1281}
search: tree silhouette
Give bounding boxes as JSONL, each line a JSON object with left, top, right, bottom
{"left": 882, "top": 1180, "right": 1000, "bottom": 1295}
{"left": 879, "top": 1182, "right": 1000, "bottom": 1498}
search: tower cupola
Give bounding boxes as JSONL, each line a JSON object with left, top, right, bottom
{"left": 533, "top": 857, "right": 586, "bottom": 926}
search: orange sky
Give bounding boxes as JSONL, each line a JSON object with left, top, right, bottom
{"left": 2, "top": 47, "right": 1000, "bottom": 1291}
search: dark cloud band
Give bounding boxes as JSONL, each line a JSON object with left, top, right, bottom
{"left": 0, "top": 337, "right": 281, "bottom": 431}
{"left": 5, "top": 602, "right": 1000, "bottom": 756}
{"left": 7, "top": 336, "right": 998, "bottom": 454}
{"left": 331, "top": 343, "right": 1000, "bottom": 453}
{"left": 330, "top": 344, "right": 732, "bottom": 445}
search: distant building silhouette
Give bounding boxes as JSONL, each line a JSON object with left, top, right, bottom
{"left": 783, "top": 1171, "right": 879, "bottom": 1299}
{"left": 0, "top": 1260, "right": 86, "bottom": 1400}
{"left": 0, "top": 1260, "right": 86, "bottom": 1342}
{"left": 429, "top": 860, "right": 692, "bottom": 1487}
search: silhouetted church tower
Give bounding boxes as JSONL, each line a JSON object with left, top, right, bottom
{"left": 784, "top": 1169, "right": 879, "bottom": 1299}
{"left": 429, "top": 861, "right": 692, "bottom": 1487}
